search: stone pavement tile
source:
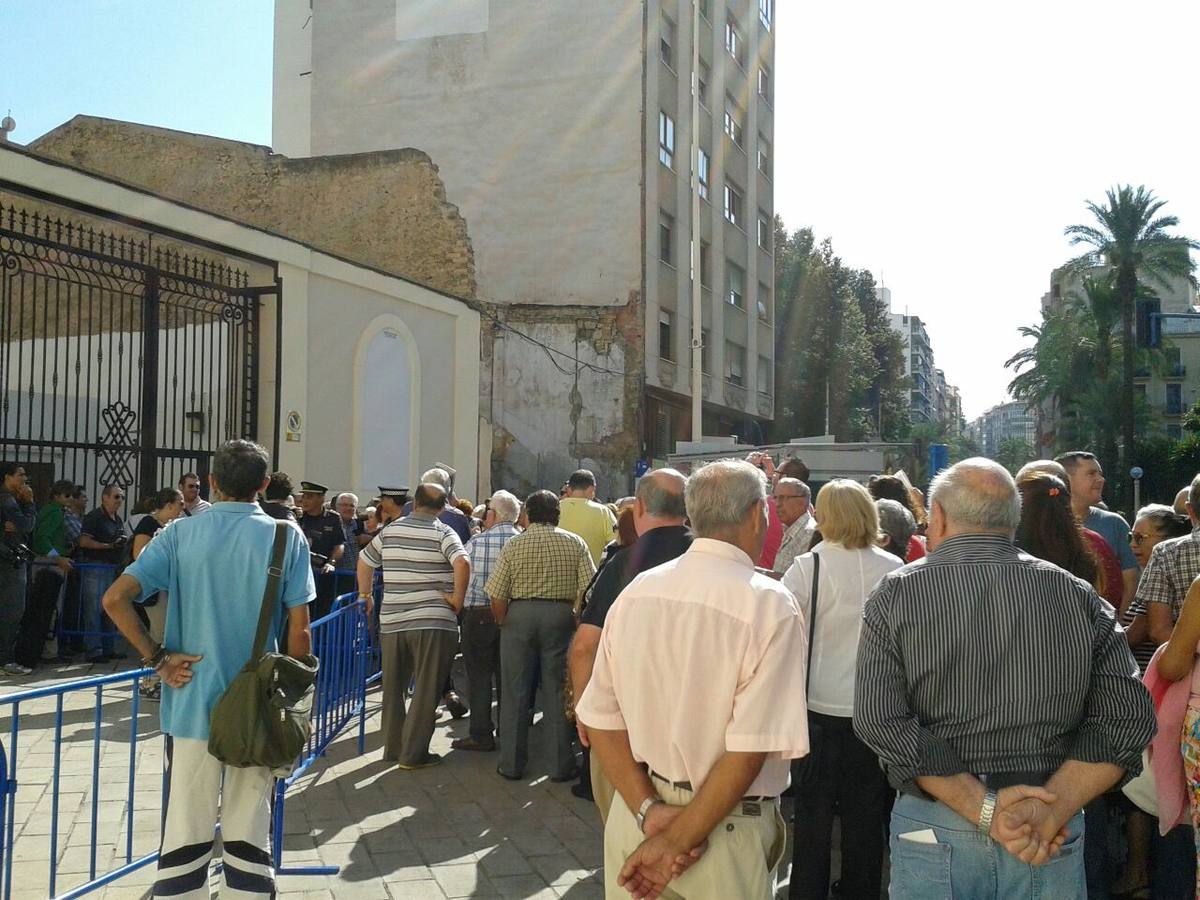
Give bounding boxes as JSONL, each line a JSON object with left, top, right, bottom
{"left": 413, "top": 834, "right": 478, "bottom": 867}
{"left": 477, "top": 842, "right": 535, "bottom": 877}
{"left": 97, "top": 886, "right": 151, "bottom": 900}
{"left": 371, "top": 851, "right": 437, "bottom": 885}
{"left": 560, "top": 839, "right": 603, "bottom": 870}
{"left": 489, "top": 874, "right": 558, "bottom": 900}
{"left": 501, "top": 826, "right": 567, "bottom": 858}
{"left": 432, "top": 862, "right": 494, "bottom": 898}
{"left": 384, "top": 879, "right": 446, "bottom": 899}
{"left": 528, "top": 851, "right": 595, "bottom": 887}
{"left": 553, "top": 881, "right": 604, "bottom": 899}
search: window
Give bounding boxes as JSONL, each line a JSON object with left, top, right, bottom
{"left": 725, "top": 14, "right": 744, "bottom": 68}
{"left": 725, "top": 341, "right": 746, "bottom": 386}
{"left": 700, "top": 241, "right": 712, "bottom": 287}
{"left": 724, "top": 96, "right": 744, "bottom": 148}
{"left": 758, "top": 355, "right": 773, "bottom": 395}
{"left": 698, "top": 148, "right": 710, "bottom": 200}
{"left": 726, "top": 261, "right": 745, "bottom": 308}
{"left": 698, "top": 60, "right": 710, "bottom": 107}
{"left": 757, "top": 212, "right": 772, "bottom": 252}
{"left": 757, "top": 282, "right": 771, "bottom": 320}
{"left": 659, "top": 310, "right": 674, "bottom": 361}
{"left": 699, "top": 0, "right": 711, "bottom": 21}
{"left": 1167, "top": 382, "right": 1183, "bottom": 415}
{"left": 660, "top": 14, "right": 675, "bottom": 69}
{"left": 758, "top": 65, "right": 772, "bottom": 104}
{"left": 1169, "top": 424, "right": 1184, "bottom": 441}
{"left": 701, "top": 329, "right": 712, "bottom": 373}
{"left": 659, "top": 211, "right": 674, "bottom": 264}
{"left": 724, "top": 182, "right": 743, "bottom": 227}
{"left": 659, "top": 111, "right": 675, "bottom": 168}
{"left": 758, "top": 134, "right": 772, "bottom": 177}
{"left": 759, "top": 0, "right": 774, "bottom": 31}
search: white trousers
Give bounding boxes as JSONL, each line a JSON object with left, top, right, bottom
{"left": 154, "top": 736, "right": 275, "bottom": 899}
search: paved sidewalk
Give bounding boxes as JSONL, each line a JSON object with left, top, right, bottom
{"left": 0, "top": 659, "right": 804, "bottom": 899}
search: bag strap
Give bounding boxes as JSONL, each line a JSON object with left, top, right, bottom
{"left": 805, "top": 551, "right": 820, "bottom": 690}
{"left": 251, "top": 521, "right": 291, "bottom": 661}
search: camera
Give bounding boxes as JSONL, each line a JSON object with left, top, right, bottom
{"left": 0, "top": 543, "right": 34, "bottom": 569}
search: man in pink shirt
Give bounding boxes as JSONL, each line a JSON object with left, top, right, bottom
{"left": 576, "top": 458, "right": 809, "bottom": 899}
{"left": 748, "top": 453, "right": 809, "bottom": 569}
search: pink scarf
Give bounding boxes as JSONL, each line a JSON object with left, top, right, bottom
{"left": 1144, "top": 643, "right": 1192, "bottom": 835}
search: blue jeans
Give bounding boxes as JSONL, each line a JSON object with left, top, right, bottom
{"left": 78, "top": 566, "right": 116, "bottom": 657}
{"left": 890, "top": 793, "right": 1086, "bottom": 899}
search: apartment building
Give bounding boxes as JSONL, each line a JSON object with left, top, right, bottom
{"left": 273, "top": 0, "right": 776, "bottom": 490}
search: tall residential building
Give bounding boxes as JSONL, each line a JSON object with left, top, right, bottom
{"left": 970, "top": 401, "right": 1037, "bottom": 458}
{"left": 273, "top": 0, "right": 776, "bottom": 492}
{"left": 1040, "top": 265, "right": 1200, "bottom": 445}
{"left": 879, "top": 287, "right": 962, "bottom": 432}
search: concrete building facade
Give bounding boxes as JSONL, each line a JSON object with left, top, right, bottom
{"left": 272, "top": 0, "right": 777, "bottom": 491}
{"left": 970, "top": 400, "right": 1037, "bottom": 458}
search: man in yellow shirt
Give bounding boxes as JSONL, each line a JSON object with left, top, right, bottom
{"left": 557, "top": 470, "right": 617, "bottom": 565}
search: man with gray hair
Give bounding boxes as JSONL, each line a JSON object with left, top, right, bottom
{"left": 854, "top": 458, "right": 1154, "bottom": 897}
{"left": 771, "top": 477, "right": 815, "bottom": 575}
{"left": 576, "top": 459, "right": 808, "bottom": 899}
{"left": 569, "top": 468, "right": 692, "bottom": 816}
{"left": 402, "top": 467, "right": 472, "bottom": 545}
{"left": 453, "top": 489, "right": 521, "bottom": 752}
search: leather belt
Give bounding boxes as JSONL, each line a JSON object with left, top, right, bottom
{"left": 648, "top": 768, "right": 777, "bottom": 804}
{"left": 973, "top": 771, "right": 1051, "bottom": 790}
{"left": 510, "top": 597, "right": 573, "bottom": 604}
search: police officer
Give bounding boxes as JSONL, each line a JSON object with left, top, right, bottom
{"left": 297, "top": 481, "right": 344, "bottom": 620}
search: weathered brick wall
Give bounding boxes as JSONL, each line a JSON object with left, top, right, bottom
{"left": 28, "top": 116, "right": 475, "bottom": 299}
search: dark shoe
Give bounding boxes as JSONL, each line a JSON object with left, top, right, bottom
{"left": 496, "top": 766, "right": 523, "bottom": 781}
{"left": 570, "top": 782, "right": 594, "bottom": 802}
{"left": 550, "top": 767, "right": 581, "bottom": 783}
{"left": 396, "top": 753, "right": 442, "bottom": 771}
{"left": 443, "top": 692, "right": 468, "bottom": 719}
{"left": 451, "top": 737, "right": 496, "bottom": 752}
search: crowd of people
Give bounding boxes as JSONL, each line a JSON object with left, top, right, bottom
{"left": 3, "top": 441, "right": 1200, "bottom": 898}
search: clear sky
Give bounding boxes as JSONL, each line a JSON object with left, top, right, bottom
{"left": 4, "top": 1, "right": 1198, "bottom": 420}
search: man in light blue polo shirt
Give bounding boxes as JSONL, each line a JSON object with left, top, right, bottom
{"left": 103, "top": 440, "right": 314, "bottom": 900}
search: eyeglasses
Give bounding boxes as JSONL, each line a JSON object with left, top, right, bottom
{"left": 774, "top": 494, "right": 804, "bottom": 502}
{"left": 1130, "top": 532, "right": 1152, "bottom": 546}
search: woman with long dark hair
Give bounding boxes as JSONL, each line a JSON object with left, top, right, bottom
{"left": 1015, "top": 473, "right": 1099, "bottom": 587}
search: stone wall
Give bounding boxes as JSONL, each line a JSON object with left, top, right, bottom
{"left": 28, "top": 116, "right": 475, "bottom": 299}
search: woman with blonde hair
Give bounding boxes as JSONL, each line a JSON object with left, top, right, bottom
{"left": 781, "top": 479, "right": 903, "bottom": 900}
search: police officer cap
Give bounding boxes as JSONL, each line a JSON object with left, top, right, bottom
{"left": 378, "top": 486, "right": 410, "bottom": 501}
{"left": 299, "top": 481, "right": 328, "bottom": 495}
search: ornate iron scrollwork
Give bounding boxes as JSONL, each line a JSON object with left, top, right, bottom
{"left": 97, "top": 400, "right": 138, "bottom": 490}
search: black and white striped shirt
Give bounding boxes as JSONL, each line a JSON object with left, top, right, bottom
{"left": 360, "top": 513, "right": 467, "bottom": 634}
{"left": 853, "top": 534, "right": 1155, "bottom": 794}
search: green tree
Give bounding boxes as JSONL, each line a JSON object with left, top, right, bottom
{"left": 995, "top": 437, "right": 1035, "bottom": 475}
{"left": 1065, "top": 185, "right": 1198, "bottom": 500}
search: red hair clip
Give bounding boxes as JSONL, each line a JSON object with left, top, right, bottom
{"left": 1048, "top": 487, "right": 1060, "bottom": 497}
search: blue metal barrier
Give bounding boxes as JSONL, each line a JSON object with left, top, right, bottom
{"left": 271, "top": 592, "right": 376, "bottom": 876}
{"left": 0, "top": 667, "right": 160, "bottom": 900}
{"left": 56, "top": 563, "right": 123, "bottom": 649}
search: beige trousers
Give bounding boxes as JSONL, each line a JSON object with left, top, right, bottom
{"left": 591, "top": 754, "right": 617, "bottom": 825}
{"left": 603, "top": 778, "right": 786, "bottom": 900}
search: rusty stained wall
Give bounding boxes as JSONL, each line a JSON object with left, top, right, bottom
{"left": 27, "top": 116, "right": 475, "bottom": 299}
{"left": 483, "top": 293, "right": 644, "bottom": 499}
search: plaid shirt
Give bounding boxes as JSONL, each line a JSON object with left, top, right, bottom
{"left": 464, "top": 522, "right": 519, "bottom": 608}
{"left": 485, "top": 523, "right": 596, "bottom": 604}
{"left": 1134, "top": 527, "right": 1200, "bottom": 623}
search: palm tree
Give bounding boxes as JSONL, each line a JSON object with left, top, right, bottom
{"left": 1065, "top": 185, "right": 1198, "bottom": 500}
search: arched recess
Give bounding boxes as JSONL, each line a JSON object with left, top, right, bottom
{"left": 351, "top": 314, "right": 420, "bottom": 497}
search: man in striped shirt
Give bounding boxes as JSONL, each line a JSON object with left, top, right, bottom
{"left": 854, "top": 458, "right": 1154, "bottom": 897}
{"left": 357, "top": 482, "right": 468, "bottom": 770}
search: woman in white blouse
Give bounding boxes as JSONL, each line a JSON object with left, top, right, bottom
{"left": 782, "top": 479, "right": 904, "bottom": 900}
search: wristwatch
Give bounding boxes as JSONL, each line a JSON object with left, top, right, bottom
{"left": 977, "top": 789, "right": 998, "bottom": 836}
{"left": 635, "top": 796, "right": 660, "bottom": 833}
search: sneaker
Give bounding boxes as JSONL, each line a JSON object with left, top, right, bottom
{"left": 138, "top": 682, "right": 161, "bottom": 702}
{"left": 396, "top": 753, "right": 442, "bottom": 771}
{"left": 2, "top": 663, "right": 32, "bottom": 676}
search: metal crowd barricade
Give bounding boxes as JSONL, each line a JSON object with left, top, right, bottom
{"left": 0, "top": 667, "right": 161, "bottom": 900}
{"left": 271, "top": 591, "right": 375, "bottom": 876}
{"left": 56, "top": 562, "right": 123, "bottom": 651}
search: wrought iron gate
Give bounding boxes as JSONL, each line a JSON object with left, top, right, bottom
{"left": 0, "top": 198, "right": 270, "bottom": 506}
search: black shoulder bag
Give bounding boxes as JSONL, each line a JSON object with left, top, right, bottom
{"left": 208, "top": 521, "right": 320, "bottom": 769}
{"left": 791, "top": 551, "right": 822, "bottom": 788}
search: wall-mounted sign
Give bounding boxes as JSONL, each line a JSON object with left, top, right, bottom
{"left": 286, "top": 410, "right": 303, "bottom": 443}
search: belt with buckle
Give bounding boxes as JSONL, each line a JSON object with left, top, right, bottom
{"left": 647, "top": 768, "right": 777, "bottom": 805}
{"left": 973, "top": 771, "right": 1051, "bottom": 790}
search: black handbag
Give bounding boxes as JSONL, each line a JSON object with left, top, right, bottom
{"left": 791, "top": 551, "right": 823, "bottom": 788}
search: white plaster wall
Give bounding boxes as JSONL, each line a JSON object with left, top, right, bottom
{"left": 293, "top": 0, "right": 645, "bottom": 311}
{"left": 272, "top": 0, "right": 313, "bottom": 157}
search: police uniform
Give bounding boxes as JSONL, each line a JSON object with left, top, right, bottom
{"left": 297, "top": 481, "right": 345, "bottom": 620}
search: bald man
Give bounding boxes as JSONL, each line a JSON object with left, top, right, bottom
{"left": 568, "top": 468, "right": 691, "bottom": 819}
